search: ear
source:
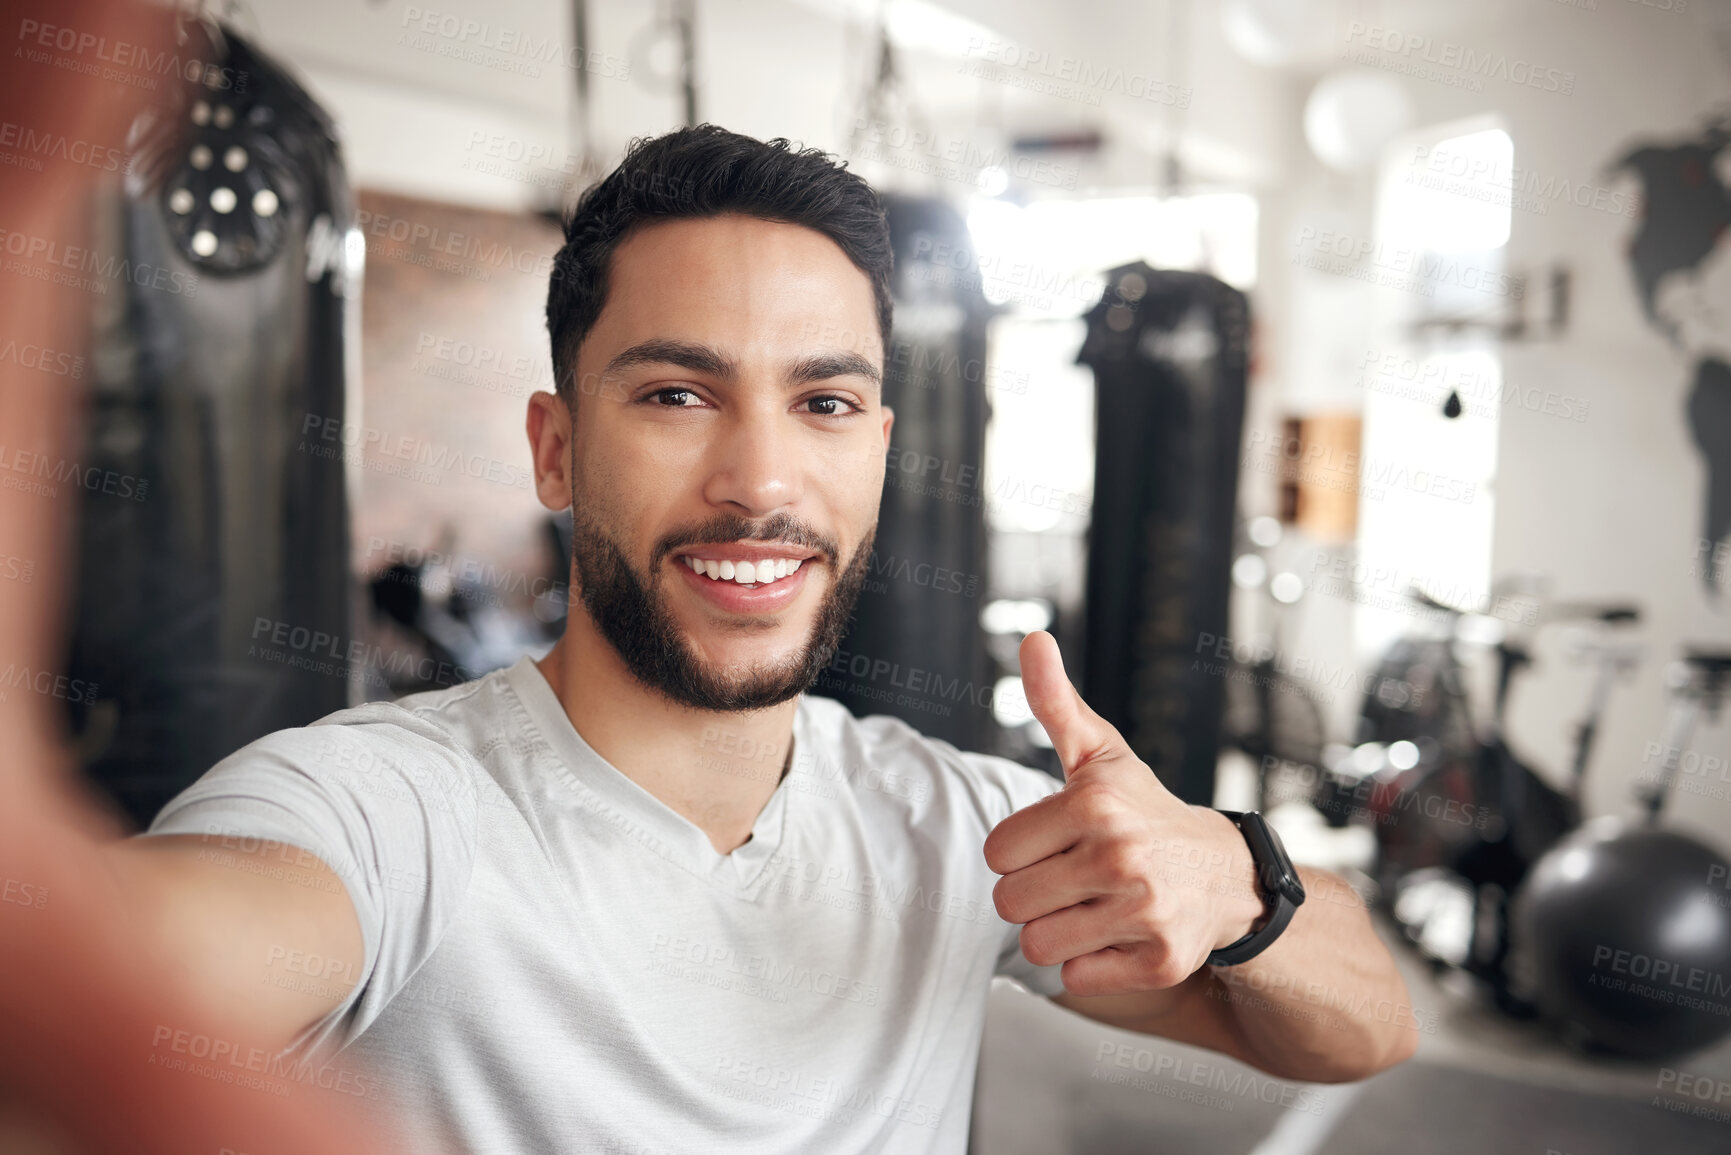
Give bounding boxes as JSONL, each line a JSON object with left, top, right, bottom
{"left": 526, "top": 391, "right": 573, "bottom": 512}
{"left": 880, "top": 404, "right": 895, "bottom": 450}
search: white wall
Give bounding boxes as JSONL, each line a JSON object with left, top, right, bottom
{"left": 1485, "top": 0, "right": 1731, "bottom": 843}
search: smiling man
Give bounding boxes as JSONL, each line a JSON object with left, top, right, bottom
{"left": 113, "top": 125, "right": 1415, "bottom": 1154}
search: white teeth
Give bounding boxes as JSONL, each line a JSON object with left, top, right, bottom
{"left": 683, "top": 556, "right": 808, "bottom": 587}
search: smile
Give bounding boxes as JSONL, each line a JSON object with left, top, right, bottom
{"left": 679, "top": 554, "right": 806, "bottom": 588}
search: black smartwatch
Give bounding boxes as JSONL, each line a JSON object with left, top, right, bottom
{"left": 1205, "top": 810, "right": 1306, "bottom": 967}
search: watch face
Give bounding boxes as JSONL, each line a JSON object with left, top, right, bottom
{"left": 1244, "top": 813, "right": 1306, "bottom": 905}
{"left": 1265, "top": 821, "right": 1303, "bottom": 899}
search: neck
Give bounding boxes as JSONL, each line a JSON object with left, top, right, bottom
{"left": 533, "top": 610, "right": 797, "bottom": 856}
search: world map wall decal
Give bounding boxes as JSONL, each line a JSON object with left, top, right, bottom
{"left": 1613, "top": 115, "right": 1731, "bottom": 597}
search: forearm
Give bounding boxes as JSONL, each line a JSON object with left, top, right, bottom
{"left": 1203, "top": 866, "right": 1418, "bottom": 1082}
{"left": 98, "top": 833, "right": 365, "bottom": 1049}
{"left": 1047, "top": 813, "right": 1418, "bottom": 1083}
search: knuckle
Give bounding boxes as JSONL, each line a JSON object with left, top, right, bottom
{"left": 1021, "top": 925, "right": 1063, "bottom": 968}
{"left": 992, "top": 878, "right": 1023, "bottom": 924}
{"left": 1127, "top": 899, "right": 1166, "bottom": 939}
{"left": 1071, "top": 781, "right": 1124, "bottom": 825}
{"left": 1129, "top": 937, "right": 1174, "bottom": 980}
{"left": 1150, "top": 953, "right": 1193, "bottom": 989}
{"left": 1115, "top": 878, "right": 1166, "bottom": 933}
{"left": 1096, "top": 838, "right": 1148, "bottom": 886}
{"left": 1143, "top": 962, "right": 1185, "bottom": 990}
{"left": 1062, "top": 968, "right": 1102, "bottom": 998}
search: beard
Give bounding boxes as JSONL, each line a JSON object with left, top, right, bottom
{"left": 568, "top": 501, "right": 873, "bottom": 712}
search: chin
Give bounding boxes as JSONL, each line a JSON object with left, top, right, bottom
{"left": 684, "top": 621, "right": 813, "bottom": 669}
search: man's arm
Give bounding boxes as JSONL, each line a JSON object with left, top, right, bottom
{"left": 1047, "top": 857, "right": 1418, "bottom": 1084}
{"left": 986, "top": 633, "right": 1417, "bottom": 1087}
{"left": 99, "top": 833, "right": 365, "bottom": 1050}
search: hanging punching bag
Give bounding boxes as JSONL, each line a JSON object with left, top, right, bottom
{"left": 817, "top": 194, "right": 995, "bottom": 753}
{"left": 1078, "top": 263, "right": 1249, "bottom": 804}
{"left": 67, "top": 19, "right": 361, "bottom": 828}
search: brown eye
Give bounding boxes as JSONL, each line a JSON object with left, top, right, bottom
{"left": 803, "top": 395, "right": 859, "bottom": 416}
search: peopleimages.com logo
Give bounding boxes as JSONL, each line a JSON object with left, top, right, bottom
{"left": 1341, "top": 21, "right": 1575, "bottom": 96}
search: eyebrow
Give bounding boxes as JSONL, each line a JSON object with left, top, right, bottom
{"left": 787, "top": 350, "right": 882, "bottom": 390}
{"left": 602, "top": 338, "right": 882, "bottom": 391}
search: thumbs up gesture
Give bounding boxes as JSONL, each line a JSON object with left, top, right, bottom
{"left": 983, "top": 632, "right": 1269, "bottom": 997}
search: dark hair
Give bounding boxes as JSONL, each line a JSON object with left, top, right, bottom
{"left": 545, "top": 124, "right": 894, "bottom": 408}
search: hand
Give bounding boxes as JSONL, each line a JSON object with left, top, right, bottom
{"left": 983, "top": 632, "right": 1269, "bottom": 996}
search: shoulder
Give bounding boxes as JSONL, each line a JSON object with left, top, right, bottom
{"left": 794, "top": 694, "right": 1063, "bottom": 830}
{"left": 309, "top": 669, "right": 509, "bottom": 759}
{"left": 190, "top": 668, "right": 514, "bottom": 806}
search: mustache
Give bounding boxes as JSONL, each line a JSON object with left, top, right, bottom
{"left": 651, "top": 512, "right": 840, "bottom": 571}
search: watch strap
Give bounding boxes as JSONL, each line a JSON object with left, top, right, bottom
{"left": 1205, "top": 809, "right": 1302, "bottom": 967}
{"left": 1206, "top": 886, "right": 1298, "bottom": 966}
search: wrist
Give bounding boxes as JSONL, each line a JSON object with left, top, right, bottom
{"left": 1192, "top": 805, "right": 1267, "bottom": 951}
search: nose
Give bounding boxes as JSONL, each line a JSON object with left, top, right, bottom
{"left": 700, "top": 401, "right": 804, "bottom": 517}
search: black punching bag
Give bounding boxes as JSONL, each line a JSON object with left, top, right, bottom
{"left": 67, "top": 19, "right": 359, "bottom": 828}
{"left": 817, "top": 194, "right": 994, "bottom": 752}
{"left": 1078, "top": 264, "right": 1248, "bottom": 804}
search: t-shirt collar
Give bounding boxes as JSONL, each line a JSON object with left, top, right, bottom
{"left": 501, "top": 655, "right": 799, "bottom": 892}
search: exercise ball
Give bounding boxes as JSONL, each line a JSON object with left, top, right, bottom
{"left": 1511, "top": 818, "right": 1731, "bottom": 1059}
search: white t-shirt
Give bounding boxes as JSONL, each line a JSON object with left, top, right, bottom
{"left": 146, "top": 655, "right": 1068, "bottom": 1154}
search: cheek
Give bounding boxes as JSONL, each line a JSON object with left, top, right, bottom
{"left": 572, "top": 436, "right": 663, "bottom": 548}
{"left": 829, "top": 430, "right": 888, "bottom": 507}
{"left": 815, "top": 442, "right": 886, "bottom": 538}
{"left": 582, "top": 414, "right": 714, "bottom": 503}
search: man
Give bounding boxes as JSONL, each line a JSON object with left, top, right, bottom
{"left": 116, "top": 125, "right": 1414, "bottom": 1153}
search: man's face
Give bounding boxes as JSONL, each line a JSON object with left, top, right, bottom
{"left": 534, "top": 213, "right": 892, "bottom": 711}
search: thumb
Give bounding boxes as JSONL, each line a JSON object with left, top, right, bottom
{"left": 1018, "top": 630, "right": 1125, "bottom": 781}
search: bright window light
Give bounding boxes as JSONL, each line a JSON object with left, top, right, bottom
{"left": 786, "top": 0, "right": 1001, "bottom": 58}
{"left": 1380, "top": 128, "right": 1513, "bottom": 254}
{"left": 964, "top": 193, "right": 1259, "bottom": 319}
{"left": 882, "top": 0, "right": 998, "bottom": 56}
{"left": 1352, "top": 348, "right": 1501, "bottom": 659}
{"left": 980, "top": 317, "right": 1095, "bottom": 533}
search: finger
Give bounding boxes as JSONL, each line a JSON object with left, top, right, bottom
{"left": 1017, "top": 893, "right": 1152, "bottom": 968}
{"left": 1062, "top": 940, "right": 1194, "bottom": 998}
{"left": 992, "top": 847, "right": 1108, "bottom": 924}
{"left": 1018, "top": 630, "right": 1126, "bottom": 780}
{"left": 983, "top": 788, "right": 1093, "bottom": 875}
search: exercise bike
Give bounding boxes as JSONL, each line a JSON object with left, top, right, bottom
{"left": 1317, "top": 586, "right": 1642, "bottom": 1011}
